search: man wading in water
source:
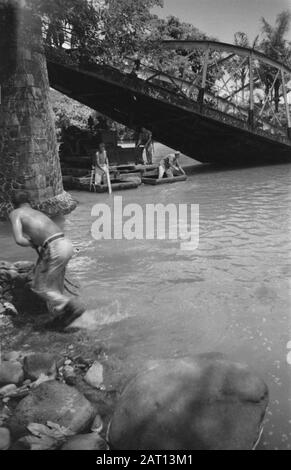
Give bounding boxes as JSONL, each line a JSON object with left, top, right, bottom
{"left": 9, "top": 191, "right": 85, "bottom": 329}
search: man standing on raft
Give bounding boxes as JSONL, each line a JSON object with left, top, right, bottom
{"left": 9, "top": 191, "right": 85, "bottom": 329}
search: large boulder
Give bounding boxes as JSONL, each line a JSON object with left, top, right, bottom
{"left": 108, "top": 356, "right": 269, "bottom": 450}
{"left": 9, "top": 381, "right": 95, "bottom": 437}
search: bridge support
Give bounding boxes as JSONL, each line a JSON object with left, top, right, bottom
{"left": 0, "top": 2, "right": 76, "bottom": 219}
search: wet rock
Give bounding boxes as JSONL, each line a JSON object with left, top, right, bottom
{"left": 0, "top": 405, "right": 11, "bottom": 427}
{"left": 10, "top": 380, "right": 95, "bottom": 437}
{"left": 84, "top": 362, "right": 104, "bottom": 390}
{"left": 63, "top": 366, "right": 77, "bottom": 386}
{"left": 91, "top": 414, "right": 103, "bottom": 433}
{"left": 13, "top": 261, "right": 34, "bottom": 273}
{"left": 23, "top": 353, "right": 57, "bottom": 381}
{"left": 1, "top": 302, "right": 18, "bottom": 316}
{"left": 0, "top": 384, "right": 17, "bottom": 397}
{"left": 108, "top": 356, "right": 269, "bottom": 451}
{"left": 3, "top": 351, "right": 23, "bottom": 363}
{"left": 0, "top": 261, "right": 48, "bottom": 317}
{"left": 0, "top": 427, "right": 10, "bottom": 450}
{"left": 0, "top": 361, "right": 24, "bottom": 386}
{"left": 61, "top": 433, "right": 107, "bottom": 450}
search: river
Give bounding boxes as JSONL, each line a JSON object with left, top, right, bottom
{"left": 0, "top": 153, "right": 290, "bottom": 450}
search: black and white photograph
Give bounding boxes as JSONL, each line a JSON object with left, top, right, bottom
{"left": 0, "top": 0, "right": 291, "bottom": 453}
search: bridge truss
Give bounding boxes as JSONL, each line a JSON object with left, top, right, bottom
{"left": 125, "top": 40, "right": 291, "bottom": 142}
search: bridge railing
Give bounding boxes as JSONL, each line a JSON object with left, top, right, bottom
{"left": 124, "top": 57, "right": 288, "bottom": 140}
{"left": 44, "top": 29, "right": 291, "bottom": 144}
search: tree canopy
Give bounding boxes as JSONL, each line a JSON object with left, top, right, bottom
{"left": 23, "top": 0, "right": 164, "bottom": 66}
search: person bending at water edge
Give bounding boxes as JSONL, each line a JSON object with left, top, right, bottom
{"left": 158, "top": 152, "right": 186, "bottom": 179}
{"left": 9, "top": 191, "right": 85, "bottom": 329}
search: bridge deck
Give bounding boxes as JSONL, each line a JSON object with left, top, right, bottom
{"left": 47, "top": 61, "right": 291, "bottom": 165}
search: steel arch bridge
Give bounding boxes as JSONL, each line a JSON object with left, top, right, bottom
{"left": 47, "top": 39, "right": 291, "bottom": 165}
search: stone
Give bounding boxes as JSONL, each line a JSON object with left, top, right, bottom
{"left": 0, "top": 405, "right": 11, "bottom": 427}
{"left": 10, "top": 380, "right": 95, "bottom": 437}
{"left": 84, "top": 362, "right": 104, "bottom": 390}
{"left": 61, "top": 433, "right": 107, "bottom": 451}
{"left": 91, "top": 414, "right": 103, "bottom": 433}
{"left": 0, "top": 428, "right": 10, "bottom": 450}
{"left": 63, "top": 366, "right": 77, "bottom": 386}
{"left": 0, "top": 361, "right": 24, "bottom": 386}
{"left": 13, "top": 261, "right": 34, "bottom": 273}
{"left": 0, "top": 384, "right": 17, "bottom": 397}
{"left": 3, "top": 351, "right": 22, "bottom": 363}
{"left": 0, "top": 4, "right": 76, "bottom": 221}
{"left": 23, "top": 353, "right": 57, "bottom": 381}
{"left": 108, "top": 356, "right": 269, "bottom": 451}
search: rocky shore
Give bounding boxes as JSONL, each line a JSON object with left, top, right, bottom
{"left": 0, "top": 351, "right": 109, "bottom": 450}
{"left": 0, "top": 260, "right": 270, "bottom": 450}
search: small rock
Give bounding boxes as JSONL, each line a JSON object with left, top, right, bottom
{"left": 61, "top": 433, "right": 107, "bottom": 450}
{"left": 0, "top": 361, "right": 24, "bottom": 386}
{"left": 64, "top": 360, "right": 72, "bottom": 366}
{"left": 13, "top": 261, "right": 34, "bottom": 273}
{"left": 23, "top": 353, "right": 57, "bottom": 381}
{"left": 0, "top": 384, "right": 17, "bottom": 396}
{"left": 109, "top": 356, "right": 269, "bottom": 450}
{"left": 63, "top": 366, "right": 77, "bottom": 386}
{"left": 91, "top": 414, "right": 103, "bottom": 433}
{"left": 3, "top": 351, "right": 22, "bottom": 363}
{"left": 2, "top": 302, "right": 18, "bottom": 316}
{"left": 10, "top": 380, "right": 95, "bottom": 437}
{"left": 84, "top": 362, "right": 104, "bottom": 390}
{"left": 7, "top": 270, "right": 19, "bottom": 281}
{"left": 0, "top": 428, "right": 10, "bottom": 450}
{"left": 0, "top": 315, "right": 13, "bottom": 329}
{"left": 0, "top": 405, "right": 11, "bottom": 426}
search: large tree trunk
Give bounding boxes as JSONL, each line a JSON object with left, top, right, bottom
{"left": 0, "top": 1, "right": 76, "bottom": 219}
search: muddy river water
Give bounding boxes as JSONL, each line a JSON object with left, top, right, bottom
{"left": 1, "top": 158, "right": 290, "bottom": 450}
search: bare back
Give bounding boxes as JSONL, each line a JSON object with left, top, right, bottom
{"left": 11, "top": 206, "right": 63, "bottom": 247}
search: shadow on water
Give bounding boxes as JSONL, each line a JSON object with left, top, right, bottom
{"left": 185, "top": 161, "right": 291, "bottom": 176}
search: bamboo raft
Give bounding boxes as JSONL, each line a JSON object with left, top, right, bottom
{"left": 63, "top": 175, "right": 141, "bottom": 192}
{"left": 142, "top": 175, "right": 187, "bottom": 185}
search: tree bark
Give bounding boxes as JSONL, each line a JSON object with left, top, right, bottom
{"left": 0, "top": 1, "right": 76, "bottom": 219}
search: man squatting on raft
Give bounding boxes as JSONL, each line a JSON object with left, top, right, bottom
{"left": 9, "top": 191, "right": 85, "bottom": 329}
{"left": 158, "top": 152, "right": 186, "bottom": 179}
